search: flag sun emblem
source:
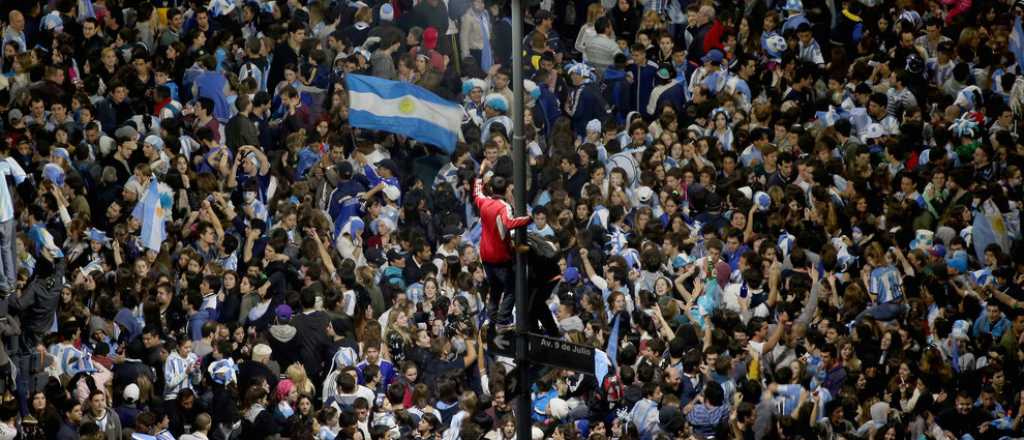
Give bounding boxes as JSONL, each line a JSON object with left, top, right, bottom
{"left": 398, "top": 97, "right": 416, "bottom": 114}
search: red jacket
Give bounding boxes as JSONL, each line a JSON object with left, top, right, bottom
{"left": 703, "top": 20, "right": 724, "bottom": 55}
{"left": 473, "top": 178, "right": 531, "bottom": 264}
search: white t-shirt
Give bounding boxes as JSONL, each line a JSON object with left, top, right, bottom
{"left": 748, "top": 340, "right": 765, "bottom": 357}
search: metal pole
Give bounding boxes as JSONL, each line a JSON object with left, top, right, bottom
{"left": 511, "top": 0, "right": 531, "bottom": 440}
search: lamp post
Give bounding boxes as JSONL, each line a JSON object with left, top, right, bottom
{"left": 510, "top": 1, "right": 531, "bottom": 440}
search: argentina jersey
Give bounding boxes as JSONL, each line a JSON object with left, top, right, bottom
{"left": 869, "top": 265, "right": 903, "bottom": 304}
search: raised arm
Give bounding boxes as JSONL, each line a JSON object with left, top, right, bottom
{"left": 226, "top": 152, "right": 241, "bottom": 189}
{"left": 762, "top": 312, "right": 788, "bottom": 353}
{"left": 743, "top": 203, "right": 756, "bottom": 243}
{"left": 307, "top": 228, "right": 337, "bottom": 279}
{"left": 202, "top": 201, "right": 224, "bottom": 244}
{"left": 766, "top": 262, "right": 782, "bottom": 308}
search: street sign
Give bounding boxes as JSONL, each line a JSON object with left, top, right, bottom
{"left": 528, "top": 334, "right": 595, "bottom": 375}
{"left": 486, "top": 332, "right": 596, "bottom": 375}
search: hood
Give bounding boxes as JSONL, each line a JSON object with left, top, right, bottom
{"left": 115, "top": 308, "right": 142, "bottom": 341}
{"left": 269, "top": 324, "right": 297, "bottom": 342}
{"left": 245, "top": 404, "right": 265, "bottom": 423}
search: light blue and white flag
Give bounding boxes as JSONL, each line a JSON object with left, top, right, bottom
{"left": 590, "top": 205, "right": 609, "bottom": 230}
{"left": 78, "top": 0, "right": 96, "bottom": 20}
{"left": 778, "top": 230, "right": 796, "bottom": 259}
{"left": 607, "top": 313, "right": 621, "bottom": 368}
{"left": 346, "top": 74, "right": 462, "bottom": 153}
{"left": 1012, "top": 16, "right": 1024, "bottom": 73}
{"left": 815, "top": 106, "right": 841, "bottom": 127}
{"left": 209, "top": 0, "right": 237, "bottom": 17}
{"left": 594, "top": 349, "right": 611, "bottom": 385}
{"left": 49, "top": 344, "right": 96, "bottom": 376}
{"left": 973, "top": 199, "right": 1010, "bottom": 262}
{"left": 132, "top": 180, "right": 166, "bottom": 252}
{"left": 208, "top": 358, "right": 238, "bottom": 385}
{"left": 29, "top": 222, "right": 63, "bottom": 259}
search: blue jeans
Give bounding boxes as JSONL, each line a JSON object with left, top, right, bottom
{"left": 484, "top": 261, "right": 515, "bottom": 325}
{"left": 0, "top": 218, "right": 16, "bottom": 293}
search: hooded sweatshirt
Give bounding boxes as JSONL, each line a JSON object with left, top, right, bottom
{"left": 267, "top": 323, "right": 300, "bottom": 371}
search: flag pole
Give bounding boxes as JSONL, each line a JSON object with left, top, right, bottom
{"left": 510, "top": 0, "right": 532, "bottom": 439}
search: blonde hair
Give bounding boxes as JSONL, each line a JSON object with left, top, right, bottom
{"left": 641, "top": 10, "right": 664, "bottom": 30}
{"left": 286, "top": 364, "right": 316, "bottom": 397}
{"left": 354, "top": 6, "right": 373, "bottom": 23}
{"left": 459, "top": 390, "right": 479, "bottom": 412}
{"left": 586, "top": 3, "right": 605, "bottom": 25}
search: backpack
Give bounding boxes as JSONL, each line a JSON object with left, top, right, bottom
{"left": 526, "top": 232, "right": 558, "bottom": 260}
{"left": 603, "top": 372, "right": 624, "bottom": 401}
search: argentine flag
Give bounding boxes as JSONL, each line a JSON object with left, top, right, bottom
{"left": 346, "top": 74, "right": 462, "bottom": 153}
{"left": 1012, "top": 16, "right": 1024, "bottom": 73}
{"left": 132, "top": 180, "right": 167, "bottom": 252}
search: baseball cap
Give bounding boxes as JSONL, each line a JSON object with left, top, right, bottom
{"left": 144, "top": 135, "right": 165, "bottom": 150}
{"left": 387, "top": 249, "right": 406, "bottom": 262}
{"left": 380, "top": 3, "right": 394, "bottom": 21}
{"left": 423, "top": 27, "right": 439, "bottom": 50}
{"left": 336, "top": 161, "right": 354, "bottom": 179}
{"left": 863, "top": 123, "right": 885, "bottom": 141}
{"left": 252, "top": 344, "right": 273, "bottom": 358}
{"left": 701, "top": 49, "right": 724, "bottom": 64}
{"left": 637, "top": 186, "right": 654, "bottom": 203}
{"left": 275, "top": 304, "right": 293, "bottom": 321}
{"left": 563, "top": 267, "right": 581, "bottom": 284}
{"left": 376, "top": 159, "right": 400, "bottom": 177}
{"left": 124, "top": 384, "right": 140, "bottom": 402}
{"left": 115, "top": 125, "right": 139, "bottom": 143}
{"left": 7, "top": 109, "right": 23, "bottom": 126}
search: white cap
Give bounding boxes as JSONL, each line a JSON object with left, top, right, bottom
{"left": 754, "top": 191, "right": 771, "bottom": 211}
{"left": 737, "top": 186, "right": 753, "bottom": 200}
{"left": 253, "top": 344, "right": 272, "bottom": 358}
{"left": 637, "top": 186, "right": 654, "bottom": 203}
{"left": 144, "top": 135, "right": 164, "bottom": 151}
{"left": 863, "top": 123, "right": 885, "bottom": 141}
{"left": 124, "top": 384, "right": 140, "bottom": 402}
{"left": 586, "top": 119, "right": 602, "bottom": 133}
{"left": 380, "top": 3, "right": 394, "bottom": 21}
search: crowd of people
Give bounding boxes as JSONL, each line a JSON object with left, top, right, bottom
{"left": 0, "top": 0, "right": 1024, "bottom": 439}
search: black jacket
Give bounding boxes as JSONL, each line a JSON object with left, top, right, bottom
{"left": 239, "top": 407, "right": 283, "bottom": 440}
{"left": 224, "top": 113, "right": 259, "bottom": 151}
{"left": 7, "top": 257, "right": 64, "bottom": 336}
{"left": 291, "top": 310, "right": 332, "bottom": 383}
{"left": 266, "top": 324, "right": 301, "bottom": 371}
